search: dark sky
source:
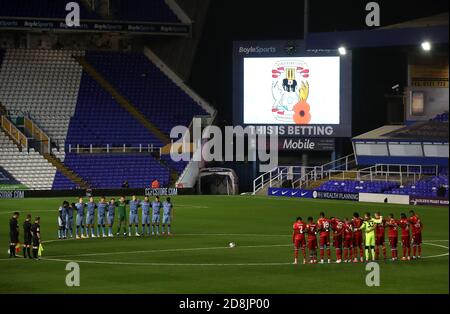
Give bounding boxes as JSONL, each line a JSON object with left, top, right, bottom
{"left": 189, "top": 0, "right": 449, "bottom": 134}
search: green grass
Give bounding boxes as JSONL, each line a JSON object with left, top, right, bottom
{"left": 0, "top": 195, "right": 448, "bottom": 294}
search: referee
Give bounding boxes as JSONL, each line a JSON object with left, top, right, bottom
{"left": 8, "top": 212, "right": 20, "bottom": 258}
{"left": 31, "top": 217, "right": 41, "bottom": 259}
{"left": 23, "top": 214, "right": 32, "bottom": 259}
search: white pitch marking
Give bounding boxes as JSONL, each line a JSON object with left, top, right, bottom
{"left": 39, "top": 233, "right": 291, "bottom": 245}
{"left": 36, "top": 241, "right": 450, "bottom": 266}
{"left": 1, "top": 234, "right": 447, "bottom": 264}
{"left": 40, "top": 258, "right": 293, "bottom": 266}
{"left": 40, "top": 243, "right": 292, "bottom": 259}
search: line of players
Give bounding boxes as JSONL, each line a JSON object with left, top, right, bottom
{"left": 57, "top": 195, "right": 174, "bottom": 239}
{"left": 292, "top": 210, "right": 423, "bottom": 264}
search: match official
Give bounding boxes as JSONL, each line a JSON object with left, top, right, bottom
{"left": 31, "top": 216, "right": 41, "bottom": 259}
{"left": 23, "top": 214, "right": 32, "bottom": 259}
{"left": 9, "top": 212, "right": 20, "bottom": 258}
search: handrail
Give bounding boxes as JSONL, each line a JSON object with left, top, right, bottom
{"left": 252, "top": 165, "right": 310, "bottom": 194}
{"left": 0, "top": 115, "right": 28, "bottom": 149}
{"left": 291, "top": 154, "right": 356, "bottom": 189}
{"left": 23, "top": 116, "right": 51, "bottom": 154}
{"left": 252, "top": 154, "right": 357, "bottom": 194}
{"left": 67, "top": 144, "right": 162, "bottom": 154}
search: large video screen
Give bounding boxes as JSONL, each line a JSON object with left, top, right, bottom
{"left": 244, "top": 57, "right": 340, "bottom": 125}
{"left": 233, "top": 40, "right": 352, "bottom": 138}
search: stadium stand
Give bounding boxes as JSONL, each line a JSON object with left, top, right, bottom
{"left": 52, "top": 170, "right": 79, "bottom": 190}
{"left": 0, "top": 131, "right": 56, "bottom": 190}
{"left": 316, "top": 180, "right": 399, "bottom": 194}
{"left": 0, "top": 0, "right": 100, "bottom": 19}
{"left": 113, "top": 0, "right": 180, "bottom": 23}
{"left": 84, "top": 51, "right": 209, "bottom": 135}
{"left": 0, "top": 165, "right": 21, "bottom": 186}
{"left": 0, "top": 46, "right": 211, "bottom": 190}
{"left": 0, "top": 49, "right": 84, "bottom": 148}
{"left": 65, "top": 72, "right": 162, "bottom": 146}
{"left": 313, "top": 173, "right": 449, "bottom": 198}
{"left": 161, "top": 154, "right": 188, "bottom": 174}
{"left": 386, "top": 175, "right": 449, "bottom": 198}
{"left": 433, "top": 112, "right": 449, "bottom": 122}
{"left": 54, "top": 153, "right": 170, "bottom": 189}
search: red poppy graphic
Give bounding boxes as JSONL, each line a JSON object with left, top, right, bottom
{"left": 293, "top": 101, "right": 311, "bottom": 124}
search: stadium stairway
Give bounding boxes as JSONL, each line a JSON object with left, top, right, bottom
{"left": 43, "top": 153, "right": 90, "bottom": 189}
{"left": 74, "top": 56, "right": 170, "bottom": 145}
{"left": 0, "top": 129, "right": 56, "bottom": 190}
{"left": 0, "top": 49, "right": 84, "bottom": 149}
{"left": 74, "top": 55, "right": 180, "bottom": 186}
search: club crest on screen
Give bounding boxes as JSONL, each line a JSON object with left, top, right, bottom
{"left": 271, "top": 60, "right": 310, "bottom": 124}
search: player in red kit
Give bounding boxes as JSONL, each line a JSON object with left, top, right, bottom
{"left": 386, "top": 213, "right": 399, "bottom": 261}
{"left": 292, "top": 217, "right": 307, "bottom": 264}
{"left": 398, "top": 213, "right": 411, "bottom": 261}
{"left": 330, "top": 217, "right": 344, "bottom": 263}
{"left": 343, "top": 218, "right": 353, "bottom": 263}
{"left": 351, "top": 212, "right": 364, "bottom": 262}
{"left": 317, "top": 212, "right": 331, "bottom": 263}
{"left": 306, "top": 217, "right": 318, "bottom": 264}
{"left": 409, "top": 210, "right": 423, "bottom": 259}
{"left": 374, "top": 212, "right": 387, "bottom": 260}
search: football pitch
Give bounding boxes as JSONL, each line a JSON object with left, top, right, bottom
{"left": 0, "top": 195, "right": 448, "bottom": 294}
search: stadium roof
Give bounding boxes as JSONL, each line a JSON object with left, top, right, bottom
{"left": 306, "top": 12, "right": 449, "bottom": 50}
{"left": 352, "top": 125, "right": 404, "bottom": 141}
{"left": 353, "top": 121, "right": 449, "bottom": 142}
{"left": 379, "top": 12, "right": 449, "bottom": 29}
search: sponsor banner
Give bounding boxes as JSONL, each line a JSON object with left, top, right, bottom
{"left": 0, "top": 190, "right": 25, "bottom": 199}
{"left": 410, "top": 196, "right": 449, "bottom": 206}
{"left": 279, "top": 137, "right": 335, "bottom": 151}
{"left": 267, "top": 188, "right": 312, "bottom": 198}
{"left": 145, "top": 188, "right": 178, "bottom": 196}
{"left": 0, "top": 18, "right": 190, "bottom": 35}
{"left": 359, "top": 193, "right": 409, "bottom": 205}
{"left": 267, "top": 188, "right": 358, "bottom": 201}
{"left": 311, "top": 190, "right": 359, "bottom": 201}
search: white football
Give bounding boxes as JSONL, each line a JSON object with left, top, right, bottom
{"left": 229, "top": 242, "right": 236, "bottom": 248}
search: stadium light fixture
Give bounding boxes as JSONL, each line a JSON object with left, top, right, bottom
{"left": 421, "top": 41, "right": 431, "bottom": 51}
{"left": 338, "top": 46, "right": 347, "bottom": 55}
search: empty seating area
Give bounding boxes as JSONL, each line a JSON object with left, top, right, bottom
{"left": 433, "top": 112, "right": 449, "bottom": 122}
{"left": 386, "top": 175, "right": 449, "bottom": 198}
{"left": 0, "top": 166, "right": 20, "bottom": 186}
{"left": 317, "top": 180, "right": 399, "bottom": 194}
{"left": 0, "top": 48, "right": 209, "bottom": 189}
{"left": 0, "top": 0, "right": 100, "bottom": 19}
{"left": 0, "top": 49, "right": 84, "bottom": 147}
{"left": 0, "top": 131, "right": 57, "bottom": 190}
{"left": 65, "top": 72, "right": 162, "bottom": 146}
{"left": 316, "top": 174, "right": 449, "bottom": 198}
{"left": 52, "top": 171, "right": 78, "bottom": 190}
{"left": 161, "top": 154, "right": 188, "bottom": 174}
{"left": 112, "top": 0, "right": 180, "bottom": 23}
{"left": 54, "top": 153, "right": 170, "bottom": 189}
{"left": 85, "top": 51, "right": 209, "bottom": 135}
